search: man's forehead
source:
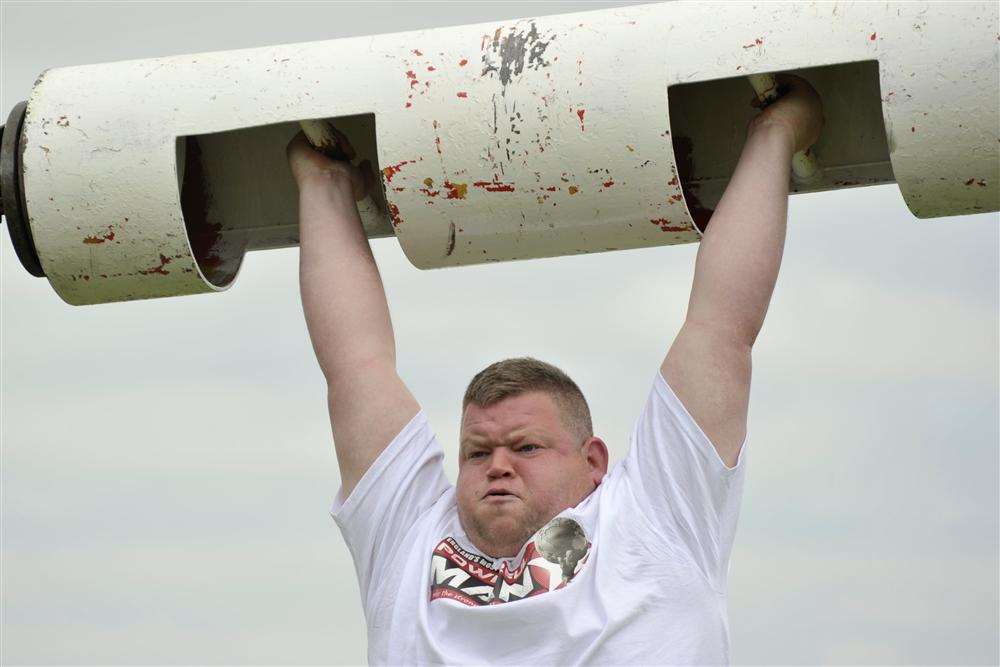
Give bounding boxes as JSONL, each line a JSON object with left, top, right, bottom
{"left": 460, "top": 392, "right": 558, "bottom": 443}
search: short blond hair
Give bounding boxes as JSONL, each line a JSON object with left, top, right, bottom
{"left": 462, "top": 357, "right": 593, "bottom": 442}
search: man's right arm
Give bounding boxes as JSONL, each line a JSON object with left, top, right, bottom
{"left": 288, "top": 132, "right": 420, "bottom": 499}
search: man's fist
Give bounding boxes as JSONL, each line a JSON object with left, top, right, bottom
{"left": 748, "top": 74, "right": 824, "bottom": 155}
{"left": 286, "top": 130, "right": 375, "bottom": 202}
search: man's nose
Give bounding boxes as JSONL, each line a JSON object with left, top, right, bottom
{"left": 486, "top": 448, "right": 515, "bottom": 477}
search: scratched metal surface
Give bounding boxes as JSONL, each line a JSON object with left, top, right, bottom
{"left": 18, "top": 1, "right": 999, "bottom": 305}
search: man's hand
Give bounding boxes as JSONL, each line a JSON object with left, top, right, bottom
{"left": 286, "top": 130, "right": 376, "bottom": 202}
{"left": 748, "top": 73, "right": 825, "bottom": 156}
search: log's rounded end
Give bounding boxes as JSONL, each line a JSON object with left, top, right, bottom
{"left": 1, "top": 100, "right": 45, "bottom": 278}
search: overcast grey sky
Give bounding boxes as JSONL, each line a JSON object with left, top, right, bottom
{"left": 2, "top": 2, "right": 997, "bottom": 665}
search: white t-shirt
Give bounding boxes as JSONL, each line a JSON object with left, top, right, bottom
{"left": 331, "top": 370, "right": 748, "bottom": 666}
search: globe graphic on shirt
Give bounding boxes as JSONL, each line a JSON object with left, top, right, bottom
{"left": 534, "top": 517, "right": 590, "bottom": 579}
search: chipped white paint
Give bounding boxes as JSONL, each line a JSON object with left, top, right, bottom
{"left": 18, "top": 1, "right": 999, "bottom": 305}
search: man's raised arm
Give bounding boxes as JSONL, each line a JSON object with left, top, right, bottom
{"left": 661, "top": 75, "right": 824, "bottom": 467}
{"left": 288, "top": 132, "right": 420, "bottom": 499}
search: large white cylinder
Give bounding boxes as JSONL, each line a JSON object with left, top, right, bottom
{"left": 13, "top": 1, "right": 999, "bottom": 305}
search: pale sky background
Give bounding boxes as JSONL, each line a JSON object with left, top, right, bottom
{"left": 1, "top": 1, "right": 997, "bottom": 665}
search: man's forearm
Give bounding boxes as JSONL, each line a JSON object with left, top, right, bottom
{"left": 685, "top": 123, "right": 795, "bottom": 346}
{"left": 298, "top": 177, "right": 396, "bottom": 381}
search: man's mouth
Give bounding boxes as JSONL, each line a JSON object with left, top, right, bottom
{"left": 483, "top": 494, "right": 517, "bottom": 502}
{"left": 483, "top": 489, "right": 517, "bottom": 499}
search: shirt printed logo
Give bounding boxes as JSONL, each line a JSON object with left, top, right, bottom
{"left": 430, "top": 517, "right": 591, "bottom": 606}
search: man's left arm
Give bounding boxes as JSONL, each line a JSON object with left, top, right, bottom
{"left": 662, "top": 75, "right": 824, "bottom": 468}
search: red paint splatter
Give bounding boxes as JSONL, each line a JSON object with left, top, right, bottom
{"left": 443, "top": 181, "right": 468, "bottom": 199}
{"left": 459, "top": 58, "right": 468, "bottom": 66}
{"left": 669, "top": 194, "right": 683, "bottom": 202}
{"left": 650, "top": 219, "right": 687, "bottom": 232}
{"left": 388, "top": 202, "right": 403, "bottom": 228}
{"left": 742, "top": 37, "right": 764, "bottom": 49}
{"left": 602, "top": 180, "right": 615, "bottom": 188}
{"left": 412, "top": 49, "right": 423, "bottom": 56}
{"left": 419, "top": 188, "right": 440, "bottom": 197}
{"left": 869, "top": 32, "right": 877, "bottom": 41}
{"left": 473, "top": 179, "right": 515, "bottom": 192}
{"left": 405, "top": 70, "right": 419, "bottom": 88}
{"left": 457, "top": 92, "right": 468, "bottom": 98}
{"left": 83, "top": 225, "right": 115, "bottom": 244}
{"left": 427, "top": 65, "right": 436, "bottom": 71}
{"left": 576, "top": 108, "right": 586, "bottom": 132}
{"left": 383, "top": 160, "right": 415, "bottom": 182}
{"left": 667, "top": 176, "right": 678, "bottom": 186}
{"left": 911, "top": 126, "right": 916, "bottom": 132}
{"left": 138, "top": 253, "right": 172, "bottom": 276}
{"left": 544, "top": 186, "right": 558, "bottom": 192}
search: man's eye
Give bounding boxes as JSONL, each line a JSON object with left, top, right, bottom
{"left": 519, "top": 444, "right": 539, "bottom": 453}
{"left": 469, "top": 451, "right": 487, "bottom": 459}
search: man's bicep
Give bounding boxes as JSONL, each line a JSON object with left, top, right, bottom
{"left": 326, "top": 359, "right": 421, "bottom": 499}
{"left": 660, "top": 322, "right": 751, "bottom": 468}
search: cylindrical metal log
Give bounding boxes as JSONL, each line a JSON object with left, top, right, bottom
{"left": 4, "top": 1, "right": 997, "bottom": 305}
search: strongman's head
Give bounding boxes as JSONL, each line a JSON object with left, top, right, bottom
{"left": 456, "top": 358, "right": 608, "bottom": 558}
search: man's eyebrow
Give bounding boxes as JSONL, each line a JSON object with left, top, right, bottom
{"left": 459, "top": 431, "right": 537, "bottom": 453}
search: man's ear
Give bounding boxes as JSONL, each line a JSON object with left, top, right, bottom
{"left": 582, "top": 436, "right": 610, "bottom": 483}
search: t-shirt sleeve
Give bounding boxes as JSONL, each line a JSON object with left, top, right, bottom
{"left": 330, "top": 410, "right": 452, "bottom": 613}
{"left": 621, "top": 369, "right": 748, "bottom": 592}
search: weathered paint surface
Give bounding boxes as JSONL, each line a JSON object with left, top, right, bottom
{"left": 18, "top": 1, "right": 1000, "bottom": 305}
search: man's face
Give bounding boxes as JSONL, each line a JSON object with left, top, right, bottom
{"left": 456, "top": 391, "right": 608, "bottom": 559}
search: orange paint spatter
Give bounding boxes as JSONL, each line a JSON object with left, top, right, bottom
{"left": 83, "top": 225, "right": 116, "bottom": 244}
{"left": 568, "top": 186, "right": 579, "bottom": 195}
{"left": 444, "top": 181, "right": 468, "bottom": 199}
{"left": 459, "top": 58, "right": 468, "bottom": 66}
{"left": 383, "top": 160, "right": 415, "bottom": 182}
